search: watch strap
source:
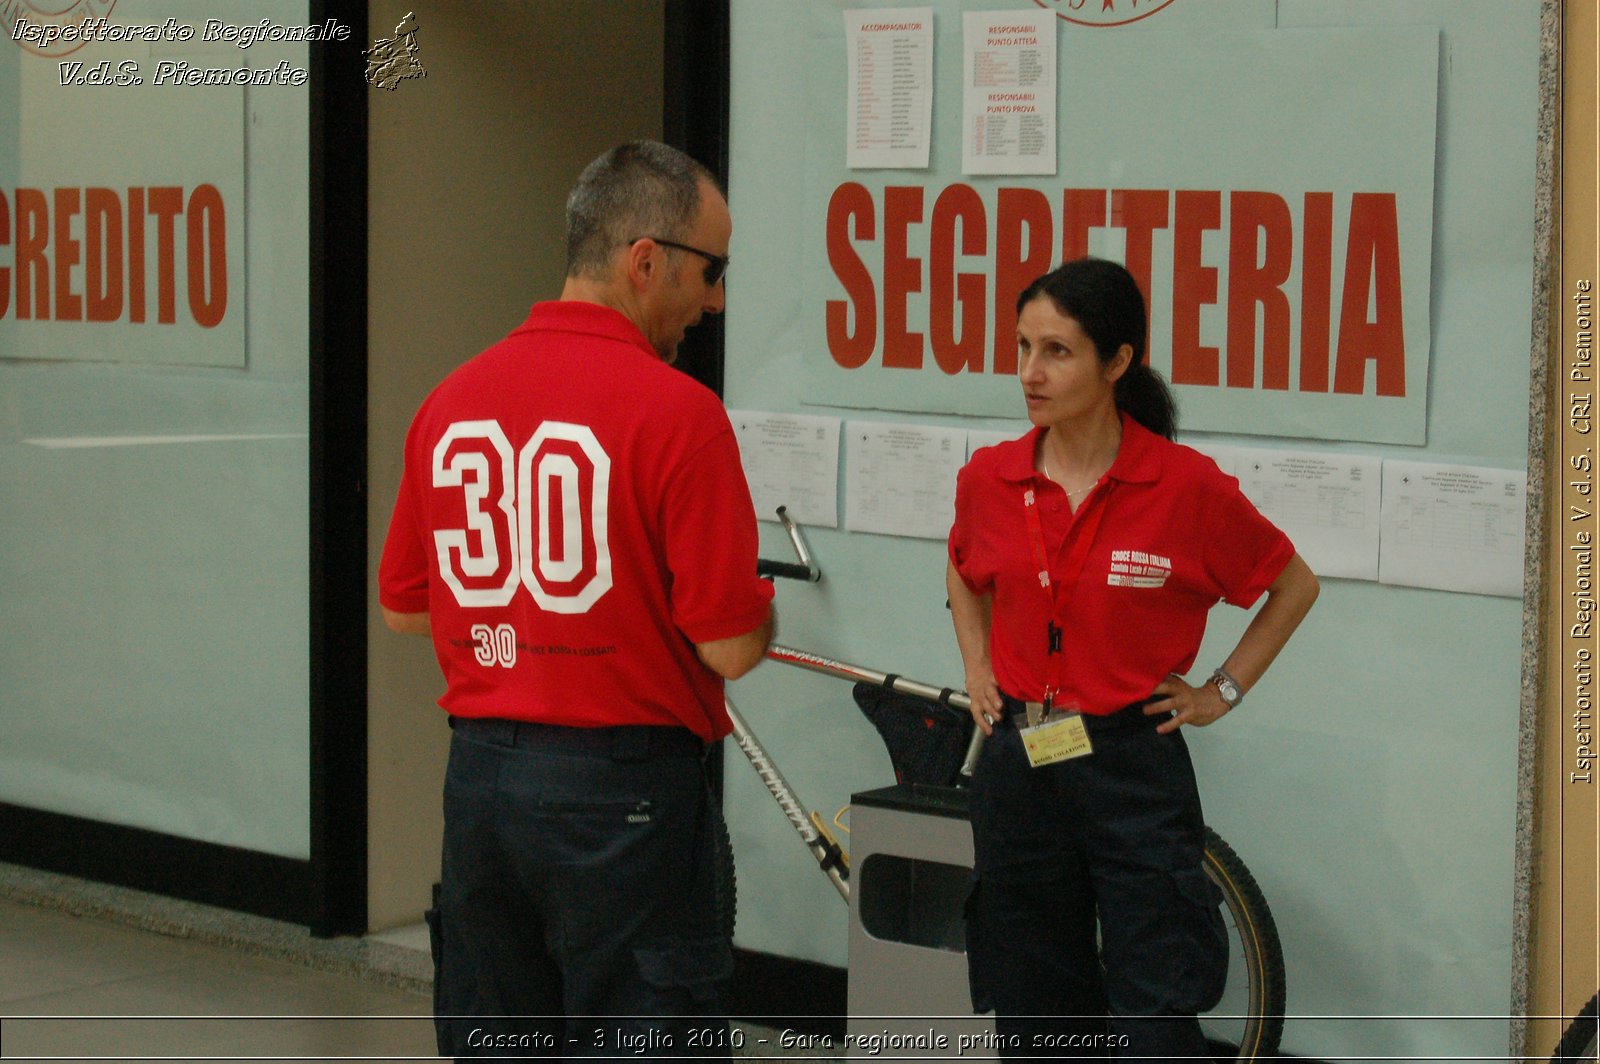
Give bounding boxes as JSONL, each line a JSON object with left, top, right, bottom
{"left": 1210, "top": 666, "right": 1244, "bottom": 707}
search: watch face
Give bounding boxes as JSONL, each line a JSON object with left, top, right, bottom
{"left": 1214, "top": 676, "right": 1240, "bottom": 704}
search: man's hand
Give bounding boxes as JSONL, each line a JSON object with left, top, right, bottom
{"left": 382, "top": 608, "right": 431, "bottom": 636}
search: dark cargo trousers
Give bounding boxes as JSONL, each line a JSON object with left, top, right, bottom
{"left": 965, "top": 700, "right": 1229, "bottom": 1062}
{"left": 430, "top": 717, "right": 733, "bottom": 1063}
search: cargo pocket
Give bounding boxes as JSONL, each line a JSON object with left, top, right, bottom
{"left": 1170, "top": 866, "right": 1229, "bottom": 1013}
{"left": 962, "top": 877, "right": 995, "bottom": 1015}
{"left": 425, "top": 892, "right": 456, "bottom": 1059}
{"left": 635, "top": 934, "right": 736, "bottom": 1012}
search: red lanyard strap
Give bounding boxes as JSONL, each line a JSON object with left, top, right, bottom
{"left": 1021, "top": 481, "right": 1112, "bottom": 705}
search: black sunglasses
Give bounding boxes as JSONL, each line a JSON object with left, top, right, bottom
{"left": 631, "top": 236, "right": 728, "bottom": 287}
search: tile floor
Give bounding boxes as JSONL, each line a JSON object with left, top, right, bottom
{"left": 0, "top": 895, "right": 437, "bottom": 1061}
{"left": 0, "top": 867, "right": 838, "bottom": 1062}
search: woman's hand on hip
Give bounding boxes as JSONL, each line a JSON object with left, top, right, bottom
{"left": 1146, "top": 674, "right": 1230, "bottom": 734}
{"left": 964, "top": 670, "right": 1004, "bottom": 736}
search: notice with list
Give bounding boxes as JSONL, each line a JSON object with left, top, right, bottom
{"left": 729, "top": 410, "right": 842, "bottom": 529}
{"left": 962, "top": 10, "right": 1055, "bottom": 175}
{"left": 844, "top": 421, "right": 966, "bottom": 540}
{"left": 845, "top": 8, "right": 934, "bottom": 169}
{"left": 1236, "top": 451, "right": 1383, "bottom": 582}
{"left": 1379, "top": 460, "right": 1527, "bottom": 597}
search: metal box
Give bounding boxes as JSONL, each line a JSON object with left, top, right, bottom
{"left": 847, "top": 784, "right": 999, "bottom": 1060}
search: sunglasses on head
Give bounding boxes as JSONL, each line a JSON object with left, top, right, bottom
{"left": 630, "top": 236, "right": 728, "bottom": 287}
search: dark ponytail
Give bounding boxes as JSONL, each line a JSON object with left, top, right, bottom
{"left": 1114, "top": 361, "right": 1177, "bottom": 441}
{"left": 1017, "top": 257, "right": 1178, "bottom": 440}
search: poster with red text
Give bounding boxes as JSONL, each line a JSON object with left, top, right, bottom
{"left": 1, "top": 11, "right": 247, "bottom": 367}
{"left": 811, "top": 27, "right": 1439, "bottom": 445}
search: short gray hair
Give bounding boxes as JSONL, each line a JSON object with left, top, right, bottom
{"left": 565, "top": 141, "right": 717, "bottom": 279}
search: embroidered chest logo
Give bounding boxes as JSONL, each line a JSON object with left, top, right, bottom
{"left": 1108, "top": 548, "right": 1172, "bottom": 589}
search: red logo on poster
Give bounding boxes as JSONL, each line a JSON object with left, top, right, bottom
{"left": 3, "top": 0, "right": 118, "bottom": 57}
{"left": 1030, "top": 0, "right": 1179, "bottom": 27}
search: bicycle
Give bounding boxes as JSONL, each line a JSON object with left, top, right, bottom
{"left": 718, "top": 509, "right": 1288, "bottom": 1060}
{"left": 1552, "top": 990, "right": 1599, "bottom": 1062}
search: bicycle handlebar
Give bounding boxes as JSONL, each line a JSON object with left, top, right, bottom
{"left": 757, "top": 506, "right": 822, "bottom": 583}
{"left": 757, "top": 559, "right": 816, "bottom": 581}
{"left": 755, "top": 507, "right": 983, "bottom": 779}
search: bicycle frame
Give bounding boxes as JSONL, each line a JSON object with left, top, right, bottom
{"left": 723, "top": 694, "right": 850, "bottom": 901}
{"left": 728, "top": 509, "right": 982, "bottom": 903}
{"left": 725, "top": 645, "right": 981, "bottom": 904}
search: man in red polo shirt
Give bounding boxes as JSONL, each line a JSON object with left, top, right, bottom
{"left": 379, "top": 141, "right": 774, "bottom": 1059}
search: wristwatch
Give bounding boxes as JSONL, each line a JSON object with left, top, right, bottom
{"left": 1209, "top": 667, "right": 1244, "bottom": 709}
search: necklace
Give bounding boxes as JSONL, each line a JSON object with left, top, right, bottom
{"left": 1041, "top": 458, "right": 1100, "bottom": 496}
{"left": 1040, "top": 420, "right": 1120, "bottom": 497}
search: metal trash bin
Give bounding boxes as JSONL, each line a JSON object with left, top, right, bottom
{"left": 847, "top": 784, "right": 999, "bottom": 1060}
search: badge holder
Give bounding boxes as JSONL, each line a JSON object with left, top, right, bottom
{"left": 1019, "top": 700, "right": 1093, "bottom": 768}
{"left": 1018, "top": 479, "right": 1112, "bottom": 770}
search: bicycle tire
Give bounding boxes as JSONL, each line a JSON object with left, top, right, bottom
{"left": 711, "top": 802, "right": 737, "bottom": 941}
{"left": 1552, "top": 991, "right": 1599, "bottom": 1062}
{"left": 1201, "top": 827, "right": 1287, "bottom": 1061}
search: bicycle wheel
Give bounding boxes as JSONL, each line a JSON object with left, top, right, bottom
{"left": 1200, "top": 827, "right": 1287, "bottom": 1061}
{"left": 1552, "top": 991, "right": 1599, "bottom": 1063}
{"left": 711, "top": 802, "right": 737, "bottom": 941}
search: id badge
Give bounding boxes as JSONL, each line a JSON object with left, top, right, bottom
{"left": 1020, "top": 708, "right": 1093, "bottom": 768}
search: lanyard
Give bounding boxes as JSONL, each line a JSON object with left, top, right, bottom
{"left": 1021, "top": 479, "right": 1112, "bottom": 709}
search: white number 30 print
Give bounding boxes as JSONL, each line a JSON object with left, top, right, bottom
{"left": 471, "top": 623, "right": 518, "bottom": 668}
{"left": 431, "top": 419, "right": 613, "bottom": 614}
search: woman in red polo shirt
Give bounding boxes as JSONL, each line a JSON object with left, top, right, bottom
{"left": 947, "top": 257, "right": 1319, "bottom": 1059}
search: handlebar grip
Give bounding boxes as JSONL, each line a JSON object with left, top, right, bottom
{"left": 758, "top": 559, "right": 815, "bottom": 581}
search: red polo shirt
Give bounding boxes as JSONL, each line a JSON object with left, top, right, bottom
{"left": 948, "top": 413, "right": 1294, "bottom": 715}
{"left": 379, "top": 300, "right": 773, "bottom": 741}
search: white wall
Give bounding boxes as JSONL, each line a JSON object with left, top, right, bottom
{"left": 723, "top": 2, "right": 1541, "bottom": 1059}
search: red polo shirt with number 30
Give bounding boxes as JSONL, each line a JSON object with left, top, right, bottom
{"left": 379, "top": 301, "right": 773, "bottom": 741}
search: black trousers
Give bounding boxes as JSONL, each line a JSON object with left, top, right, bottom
{"left": 965, "top": 701, "right": 1228, "bottom": 1062}
{"left": 431, "top": 717, "right": 732, "bottom": 1062}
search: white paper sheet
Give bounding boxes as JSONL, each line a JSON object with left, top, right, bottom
{"left": 1236, "top": 451, "right": 1383, "bottom": 581}
{"left": 1186, "top": 440, "right": 1241, "bottom": 477}
{"left": 844, "top": 8, "right": 934, "bottom": 169}
{"left": 966, "top": 426, "right": 1029, "bottom": 461}
{"left": 1379, "top": 461, "right": 1527, "bottom": 597}
{"left": 961, "top": 10, "right": 1056, "bottom": 175}
{"left": 729, "top": 410, "right": 841, "bottom": 528}
{"left": 844, "top": 420, "right": 967, "bottom": 539}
